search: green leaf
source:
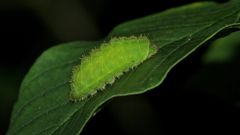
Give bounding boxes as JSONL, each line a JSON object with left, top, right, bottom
{"left": 7, "top": 1, "right": 240, "bottom": 135}
{"left": 202, "top": 31, "right": 240, "bottom": 63}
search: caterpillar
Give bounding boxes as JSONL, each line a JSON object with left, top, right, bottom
{"left": 70, "top": 36, "right": 157, "bottom": 101}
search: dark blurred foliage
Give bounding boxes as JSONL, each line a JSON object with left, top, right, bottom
{"left": 0, "top": 0, "right": 239, "bottom": 135}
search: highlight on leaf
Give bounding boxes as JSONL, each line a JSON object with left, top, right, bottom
{"left": 70, "top": 36, "right": 157, "bottom": 101}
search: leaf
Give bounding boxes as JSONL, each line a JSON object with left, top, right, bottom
{"left": 7, "top": 1, "right": 240, "bottom": 135}
{"left": 202, "top": 31, "right": 240, "bottom": 63}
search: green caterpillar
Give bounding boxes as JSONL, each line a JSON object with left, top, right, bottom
{"left": 70, "top": 36, "right": 157, "bottom": 101}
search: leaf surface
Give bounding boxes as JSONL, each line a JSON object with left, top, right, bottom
{"left": 7, "top": 1, "right": 240, "bottom": 135}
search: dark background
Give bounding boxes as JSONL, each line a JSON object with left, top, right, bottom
{"left": 1, "top": 0, "right": 240, "bottom": 134}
